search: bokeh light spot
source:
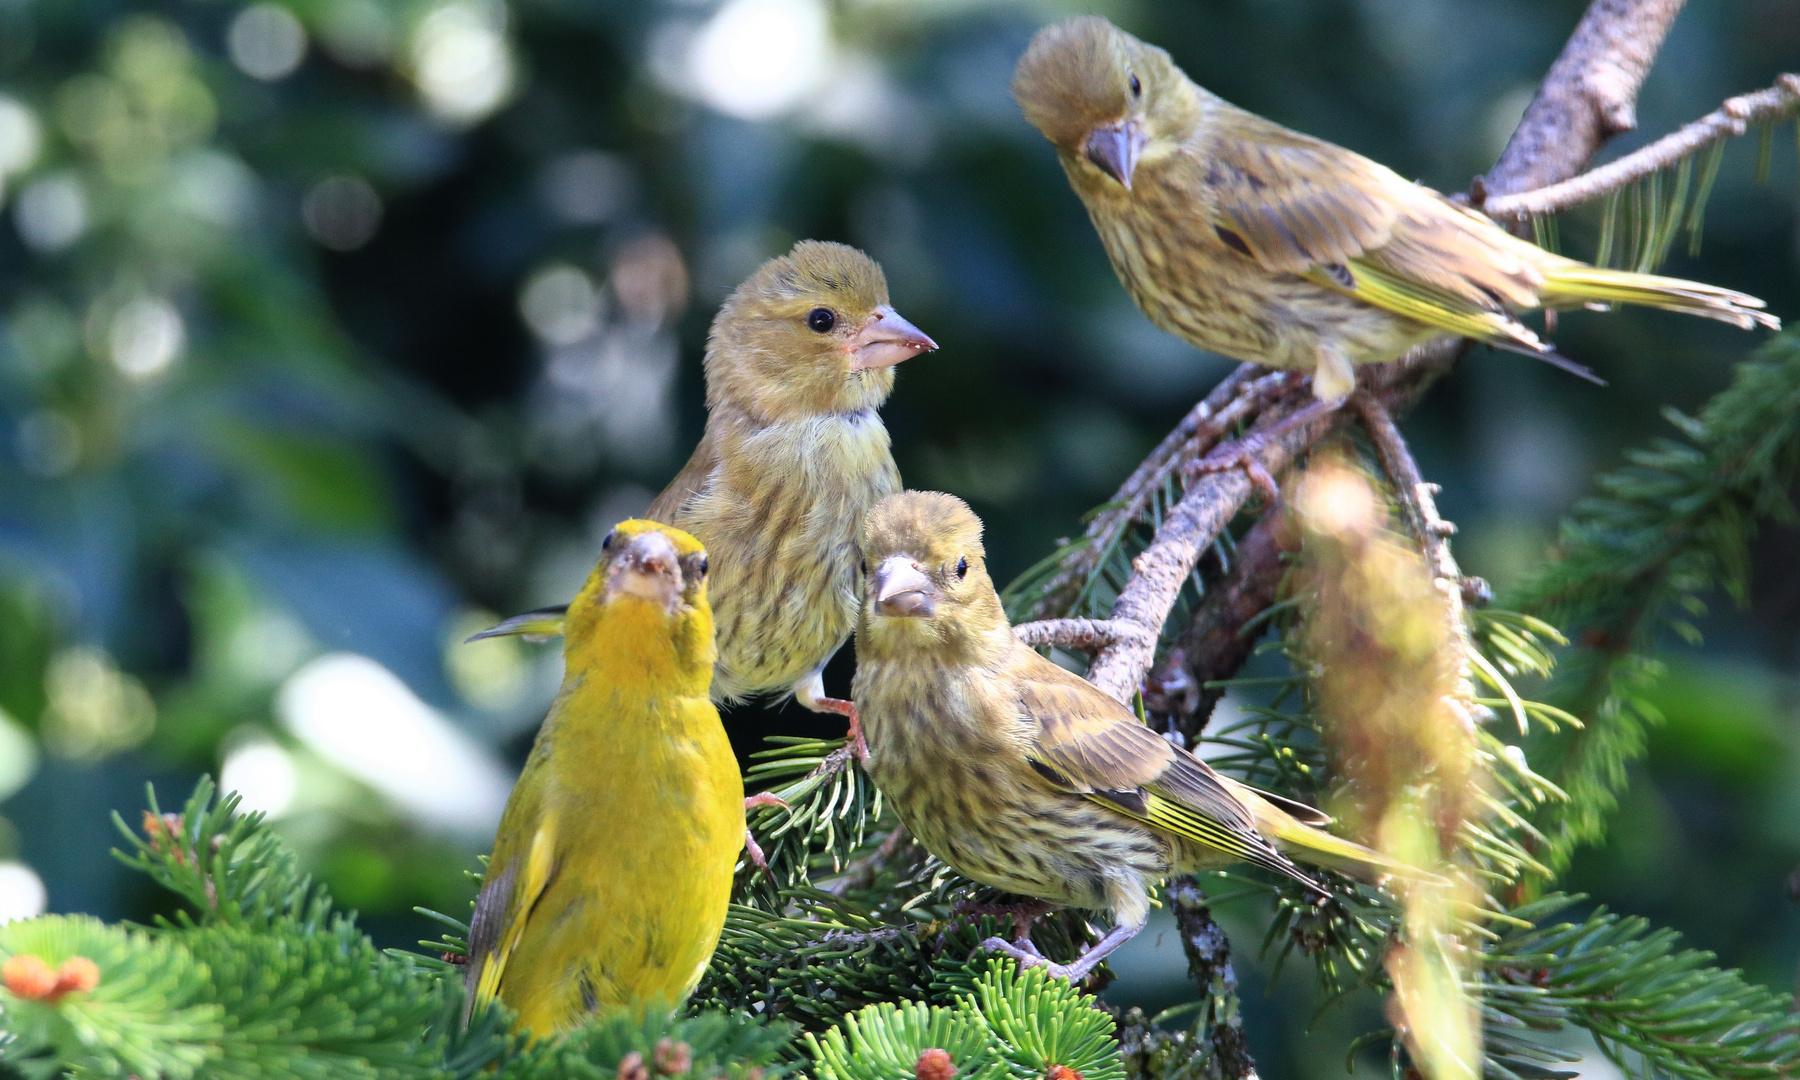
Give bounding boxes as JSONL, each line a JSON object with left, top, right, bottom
{"left": 220, "top": 738, "right": 299, "bottom": 819}
{"left": 686, "top": 0, "right": 829, "bottom": 121}
{"left": 228, "top": 3, "right": 308, "bottom": 82}
{"left": 0, "top": 862, "right": 46, "bottom": 925}
{"left": 410, "top": 1, "right": 516, "bottom": 124}
{"left": 107, "top": 296, "right": 185, "bottom": 379}
{"left": 520, "top": 263, "right": 601, "bottom": 346}
{"left": 302, "top": 174, "right": 381, "bottom": 250}
{"left": 14, "top": 173, "right": 86, "bottom": 253}
{"left": 277, "top": 652, "right": 512, "bottom": 836}
{"left": 0, "top": 95, "right": 42, "bottom": 178}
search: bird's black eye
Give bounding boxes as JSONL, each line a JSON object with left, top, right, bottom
{"left": 601, "top": 531, "right": 616, "bottom": 552}
{"left": 955, "top": 556, "right": 969, "bottom": 580}
{"left": 806, "top": 308, "right": 836, "bottom": 333}
{"left": 1129, "top": 73, "right": 1142, "bottom": 98}
{"left": 693, "top": 554, "right": 708, "bottom": 577}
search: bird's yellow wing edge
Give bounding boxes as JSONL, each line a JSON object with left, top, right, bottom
{"left": 473, "top": 822, "right": 558, "bottom": 1014}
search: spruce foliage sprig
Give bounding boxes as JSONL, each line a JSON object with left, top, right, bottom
{"left": 1513, "top": 332, "right": 1800, "bottom": 861}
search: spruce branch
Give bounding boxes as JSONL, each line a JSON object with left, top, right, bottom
{"left": 1511, "top": 332, "right": 1800, "bottom": 861}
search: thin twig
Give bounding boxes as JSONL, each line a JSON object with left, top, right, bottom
{"left": 1486, "top": 74, "right": 1800, "bottom": 219}
{"left": 1354, "top": 395, "right": 1460, "bottom": 587}
{"left": 1479, "top": 0, "right": 1688, "bottom": 200}
{"left": 1021, "top": 369, "right": 1293, "bottom": 620}
{"left": 1354, "top": 395, "right": 1480, "bottom": 737}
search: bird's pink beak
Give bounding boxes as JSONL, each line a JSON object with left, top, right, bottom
{"left": 872, "top": 555, "right": 937, "bottom": 619}
{"left": 850, "top": 306, "right": 938, "bottom": 371}
{"left": 606, "top": 530, "right": 684, "bottom": 611}
{"left": 1085, "top": 120, "right": 1147, "bottom": 189}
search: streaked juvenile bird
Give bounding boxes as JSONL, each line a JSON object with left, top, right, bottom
{"left": 853, "top": 491, "right": 1410, "bottom": 982}
{"left": 1013, "top": 16, "right": 1778, "bottom": 404}
{"left": 481, "top": 241, "right": 935, "bottom": 753}
{"left": 464, "top": 520, "right": 741, "bottom": 1035}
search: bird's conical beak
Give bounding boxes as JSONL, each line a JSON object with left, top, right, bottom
{"left": 850, "top": 306, "right": 938, "bottom": 371}
{"left": 1084, "top": 120, "right": 1147, "bottom": 189}
{"left": 606, "top": 530, "right": 684, "bottom": 610}
{"left": 872, "top": 555, "right": 937, "bottom": 618}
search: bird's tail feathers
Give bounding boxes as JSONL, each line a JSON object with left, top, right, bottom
{"left": 1231, "top": 789, "right": 1442, "bottom": 885}
{"left": 1483, "top": 337, "right": 1607, "bottom": 385}
{"left": 1541, "top": 265, "right": 1781, "bottom": 332}
{"left": 466, "top": 605, "right": 570, "bottom": 643}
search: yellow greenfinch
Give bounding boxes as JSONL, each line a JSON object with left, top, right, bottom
{"left": 1013, "top": 16, "right": 1778, "bottom": 403}
{"left": 852, "top": 491, "right": 1407, "bottom": 982}
{"left": 463, "top": 520, "right": 741, "bottom": 1035}
{"left": 481, "top": 241, "right": 934, "bottom": 753}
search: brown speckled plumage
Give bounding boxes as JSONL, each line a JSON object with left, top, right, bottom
{"left": 646, "top": 241, "right": 921, "bottom": 705}
{"left": 853, "top": 493, "right": 1408, "bottom": 963}
{"left": 1014, "top": 17, "right": 1777, "bottom": 401}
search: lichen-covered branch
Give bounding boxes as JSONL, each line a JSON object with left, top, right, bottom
{"left": 1478, "top": 0, "right": 1688, "bottom": 200}
{"left": 1144, "top": 513, "right": 1295, "bottom": 745}
{"left": 1012, "top": 618, "right": 1153, "bottom": 653}
{"left": 1485, "top": 74, "right": 1800, "bottom": 218}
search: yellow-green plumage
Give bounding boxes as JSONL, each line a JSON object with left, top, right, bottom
{"left": 646, "top": 241, "right": 934, "bottom": 715}
{"left": 853, "top": 492, "right": 1413, "bottom": 980}
{"left": 1013, "top": 16, "right": 1779, "bottom": 401}
{"left": 464, "top": 520, "right": 742, "bottom": 1035}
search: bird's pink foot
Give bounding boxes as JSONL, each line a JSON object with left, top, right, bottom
{"left": 812, "top": 696, "right": 868, "bottom": 765}
{"left": 744, "top": 792, "right": 789, "bottom": 812}
{"left": 743, "top": 828, "right": 772, "bottom": 877}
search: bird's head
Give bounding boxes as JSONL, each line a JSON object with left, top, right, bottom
{"left": 858, "top": 491, "right": 1011, "bottom": 659}
{"left": 706, "top": 240, "right": 937, "bottom": 422}
{"left": 566, "top": 519, "right": 716, "bottom": 683}
{"left": 1012, "top": 16, "right": 1195, "bottom": 194}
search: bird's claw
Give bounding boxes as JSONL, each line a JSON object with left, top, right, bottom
{"left": 744, "top": 792, "right": 789, "bottom": 812}
{"left": 978, "top": 935, "right": 1047, "bottom": 966}
{"left": 742, "top": 828, "right": 775, "bottom": 879}
{"left": 1187, "top": 441, "right": 1282, "bottom": 504}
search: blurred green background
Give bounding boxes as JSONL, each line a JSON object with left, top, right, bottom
{"left": 0, "top": 0, "right": 1794, "bottom": 1075}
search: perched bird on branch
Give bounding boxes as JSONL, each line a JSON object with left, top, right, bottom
{"left": 852, "top": 491, "right": 1410, "bottom": 983}
{"left": 463, "top": 521, "right": 741, "bottom": 1034}
{"left": 1013, "top": 16, "right": 1779, "bottom": 405}
{"left": 478, "top": 241, "right": 935, "bottom": 755}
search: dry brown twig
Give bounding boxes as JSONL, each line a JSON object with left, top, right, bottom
{"left": 1484, "top": 73, "right": 1800, "bottom": 219}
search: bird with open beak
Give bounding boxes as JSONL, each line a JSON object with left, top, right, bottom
{"left": 475, "top": 241, "right": 935, "bottom": 758}
{"left": 853, "top": 491, "right": 1419, "bottom": 983}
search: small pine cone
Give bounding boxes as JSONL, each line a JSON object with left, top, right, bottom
{"left": 618, "top": 1052, "right": 651, "bottom": 1080}
{"left": 2, "top": 955, "right": 59, "bottom": 1001}
{"left": 654, "top": 1039, "right": 693, "bottom": 1075}
{"left": 915, "top": 1048, "right": 956, "bottom": 1080}
{"left": 1045, "top": 1066, "right": 1083, "bottom": 1080}
{"left": 53, "top": 957, "right": 100, "bottom": 996}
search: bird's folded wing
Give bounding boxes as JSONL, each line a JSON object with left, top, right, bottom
{"left": 464, "top": 815, "right": 558, "bottom": 1020}
{"left": 644, "top": 430, "right": 721, "bottom": 524}
{"left": 1195, "top": 113, "right": 1399, "bottom": 274}
{"left": 1014, "top": 656, "right": 1303, "bottom": 878}
{"left": 1192, "top": 111, "right": 1556, "bottom": 345}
